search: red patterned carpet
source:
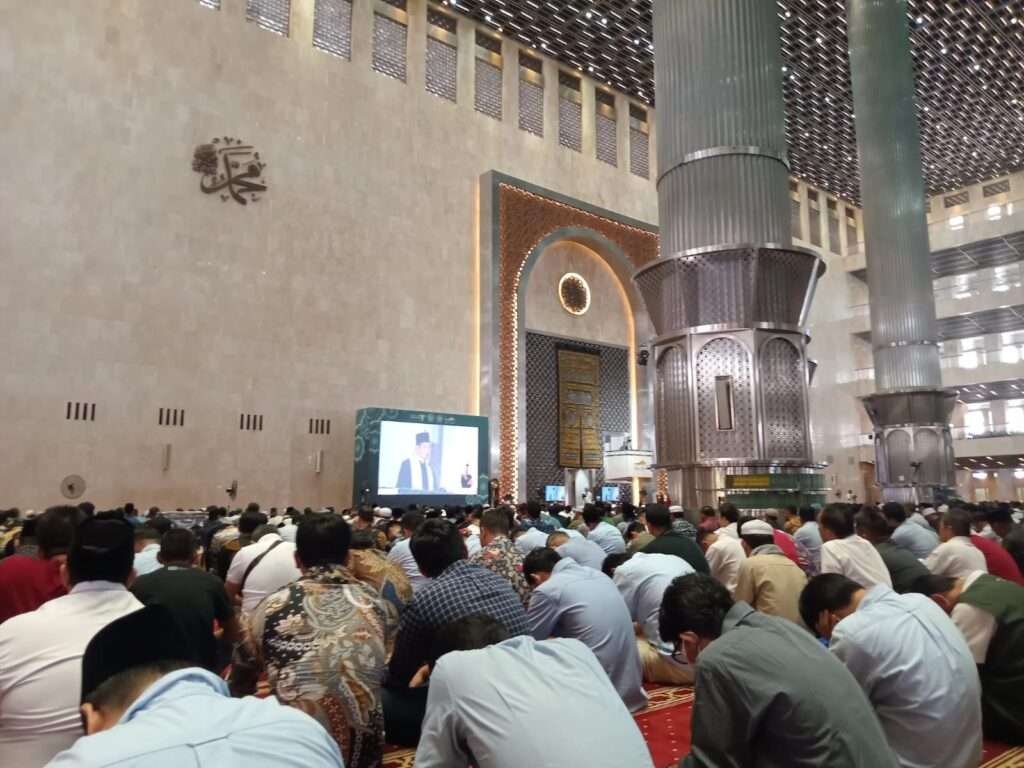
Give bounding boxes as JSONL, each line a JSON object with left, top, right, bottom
{"left": 382, "top": 684, "right": 1023, "bottom": 768}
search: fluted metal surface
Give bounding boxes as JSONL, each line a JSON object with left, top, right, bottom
{"left": 653, "top": 0, "right": 789, "bottom": 253}
{"left": 847, "top": 0, "right": 940, "bottom": 392}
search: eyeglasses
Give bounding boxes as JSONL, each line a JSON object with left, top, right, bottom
{"left": 671, "top": 642, "right": 686, "bottom": 665}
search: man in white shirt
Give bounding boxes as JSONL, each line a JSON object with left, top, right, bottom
{"left": 225, "top": 528, "right": 300, "bottom": 614}
{"left": 605, "top": 552, "right": 695, "bottom": 684}
{"left": 799, "top": 574, "right": 982, "bottom": 768}
{"left": 0, "top": 516, "right": 144, "bottom": 766}
{"left": 582, "top": 505, "right": 626, "bottom": 555}
{"left": 387, "top": 510, "right": 428, "bottom": 592}
{"left": 819, "top": 505, "right": 892, "bottom": 588}
{"left": 696, "top": 528, "right": 746, "bottom": 595}
{"left": 924, "top": 507, "right": 988, "bottom": 579}
{"left": 716, "top": 503, "right": 741, "bottom": 540}
{"left": 133, "top": 527, "right": 162, "bottom": 576}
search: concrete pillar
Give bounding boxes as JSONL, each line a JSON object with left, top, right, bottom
{"left": 848, "top": 0, "right": 955, "bottom": 503}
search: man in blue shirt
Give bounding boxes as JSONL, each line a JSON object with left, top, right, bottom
{"left": 413, "top": 615, "right": 654, "bottom": 768}
{"left": 523, "top": 547, "right": 647, "bottom": 712}
{"left": 48, "top": 606, "right": 343, "bottom": 767}
{"left": 883, "top": 502, "right": 939, "bottom": 559}
{"left": 799, "top": 574, "right": 981, "bottom": 768}
{"left": 793, "top": 506, "right": 823, "bottom": 575}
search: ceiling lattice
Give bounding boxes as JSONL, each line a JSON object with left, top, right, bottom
{"left": 444, "top": 0, "right": 1024, "bottom": 203}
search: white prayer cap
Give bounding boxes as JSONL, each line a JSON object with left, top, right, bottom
{"left": 375, "top": 507, "right": 393, "bottom": 520}
{"left": 934, "top": 505, "right": 948, "bottom": 516}
{"left": 740, "top": 519, "right": 774, "bottom": 537}
{"left": 669, "top": 505, "right": 684, "bottom": 514}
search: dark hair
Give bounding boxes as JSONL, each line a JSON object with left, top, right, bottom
{"left": 819, "top": 504, "right": 855, "bottom": 538}
{"left": 78, "top": 501, "right": 96, "bottom": 518}
{"left": 427, "top": 614, "right": 510, "bottom": 667}
{"left": 245, "top": 502, "right": 261, "bottom": 514}
{"left": 798, "top": 574, "right": 863, "bottom": 633}
{"left": 296, "top": 514, "right": 351, "bottom": 567}
{"left": 238, "top": 510, "right": 268, "bottom": 535}
{"left": 84, "top": 660, "right": 191, "bottom": 712}
{"left": 854, "top": 507, "right": 889, "bottom": 539}
{"left": 35, "top": 506, "right": 81, "bottom": 558}
{"left": 986, "top": 505, "right": 1013, "bottom": 526}
{"left": 357, "top": 507, "right": 375, "bottom": 523}
{"left": 658, "top": 574, "right": 733, "bottom": 643}
{"left": 545, "top": 530, "right": 570, "bottom": 547}
{"left": 124, "top": 503, "right": 137, "bottom": 517}
{"left": 400, "top": 510, "right": 425, "bottom": 534}
{"left": 350, "top": 528, "right": 377, "bottom": 550}
{"left": 68, "top": 517, "right": 135, "bottom": 585}
{"left": 942, "top": 508, "right": 972, "bottom": 538}
{"left": 582, "top": 504, "right": 602, "bottom": 526}
{"left": 410, "top": 519, "right": 466, "bottom": 577}
{"left": 645, "top": 504, "right": 671, "bottom": 531}
{"left": 522, "top": 547, "right": 561, "bottom": 582}
{"left": 914, "top": 574, "right": 958, "bottom": 596}
{"left": 799, "top": 506, "right": 817, "bottom": 524}
{"left": 480, "top": 508, "right": 511, "bottom": 536}
{"left": 699, "top": 505, "right": 716, "bottom": 518}
{"left": 526, "top": 501, "right": 542, "bottom": 520}
{"left": 159, "top": 529, "right": 197, "bottom": 564}
{"left": 135, "top": 527, "right": 161, "bottom": 543}
{"left": 719, "top": 503, "right": 740, "bottom": 524}
{"left": 626, "top": 521, "right": 647, "bottom": 538}
{"left": 602, "top": 552, "right": 631, "bottom": 577}
{"left": 206, "top": 506, "right": 223, "bottom": 522}
{"left": 151, "top": 516, "right": 174, "bottom": 537}
{"left": 881, "top": 502, "right": 907, "bottom": 524}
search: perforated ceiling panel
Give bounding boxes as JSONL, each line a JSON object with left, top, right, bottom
{"left": 443, "top": 0, "right": 1024, "bottom": 202}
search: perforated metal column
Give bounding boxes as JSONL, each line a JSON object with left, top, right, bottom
{"left": 313, "top": 0, "right": 352, "bottom": 59}
{"left": 641, "top": 0, "right": 823, "bottom": 509}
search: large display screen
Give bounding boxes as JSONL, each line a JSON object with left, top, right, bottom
{"left": 377, "top": 421, "right": 480, "bottom": 496}
{"left": 352, "top": 408, "right": 489, "bottom": 506}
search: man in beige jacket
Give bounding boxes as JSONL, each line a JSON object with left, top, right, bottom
{"left": 733, "top": 518, "right": 807, "bottom": 625}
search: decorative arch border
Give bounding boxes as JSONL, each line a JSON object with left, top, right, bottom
{"left": 478, "top": 172, "right": 660, "bottom": 498}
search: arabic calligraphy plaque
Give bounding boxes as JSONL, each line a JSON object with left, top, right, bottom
{"left": 557, "top": 348, "right": 602, "bottom": 469}
{"left": 192, "top": 137, "right": 268, "bottom": 205}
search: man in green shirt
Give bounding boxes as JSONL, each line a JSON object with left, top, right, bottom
{"left": 659, "top": 573, "right": 899, "bottom": 767}
{"left": 642, "top": 505, "right": 709, "bottom": 575}
{"left": 854, "top": 507, "right": 931, "bottom": 593}
{"left": 925, "top": 572, "right": 1024, "bottom": 743}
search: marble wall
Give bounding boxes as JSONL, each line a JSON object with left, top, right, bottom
{"left": 0, "top": 0, "right": 657, "bottom": 508}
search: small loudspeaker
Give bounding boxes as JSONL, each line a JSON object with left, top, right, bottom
{"left": 314, "top": 450, "right": 323, "bottom": 474}
{"left": 162, "top": 444, "right": 172, "bottom": 472}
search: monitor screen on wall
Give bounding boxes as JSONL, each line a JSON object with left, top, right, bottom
{"left": 601, "top": 485, "right": 620, "bottom": 502}
{"left": 545, "top": 485, "right": 566, "bottom": 502}
{"left": 352, "top": 408, "right": 489, "bottom": 507}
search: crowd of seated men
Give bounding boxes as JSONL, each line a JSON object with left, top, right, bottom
{"left": 0, "top": 495, "right": 1021, "bottom": 767}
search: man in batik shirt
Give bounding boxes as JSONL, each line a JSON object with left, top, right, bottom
{"left": 471, "top": 508, "right": 530, "bottom": 607}
{"left": 235, "top": 514, "right": 395, "bottom": 768}
{"left": 350, "top": 528, "right": 412, "bottom": 650}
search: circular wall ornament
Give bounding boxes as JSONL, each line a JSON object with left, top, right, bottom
{"left": 558, "top": 272, "right": 591, "bottom": 316}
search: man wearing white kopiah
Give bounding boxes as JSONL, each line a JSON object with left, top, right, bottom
{"left": 397, "top": 432, "right": 438, "bottom": 493}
